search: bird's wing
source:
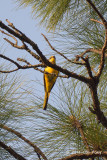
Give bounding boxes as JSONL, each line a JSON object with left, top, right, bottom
{"left": 44, "top": 67, "right": 58, "bottom": 93}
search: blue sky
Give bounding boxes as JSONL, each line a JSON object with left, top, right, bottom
{"left": 0, "top": 0, "right": 47, "bottom": 47}
{"left": 0, "top": 0, "right": 60, "bottom": 105}
{"left": 0, "top": 0, "right": 49, "bottom": 97}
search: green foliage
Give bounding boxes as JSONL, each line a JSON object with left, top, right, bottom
{"left": 17, "top": 0, "right": 107, "bottom": 31}
{"left": 0, "top": 73, "right": 20, "bottom": 126}
{"left": 17, "top": 0, "right": 74, "bottom": 30}
{"left": 17, "top": 0, "right": 107, "bottom": 72}
{"left": 0, "top": 64, "right": 33, "bottom": 159}
{"left": 32, "top": 79, "right": 107, "bottom": 159}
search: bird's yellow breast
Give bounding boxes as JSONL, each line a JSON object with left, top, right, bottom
{"left": 44, "top": 67, "right": 59, "bottom": 93}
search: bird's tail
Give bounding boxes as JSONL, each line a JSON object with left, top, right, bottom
{"left": 43, "top": 92, "right": 50, "bottom": 110}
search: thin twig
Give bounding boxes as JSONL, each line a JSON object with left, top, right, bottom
{"left": 75, "top": 48, "right": 103, "bottom": 62}
{"left": 86, "top": 0, "right": 106, "bottom": 25}
{"left": 4, "top": 38, "right": 25, "bottom": 49}
{"left": 42, "top": 33, "right": 73, "bottom": 62}
{"left": 6, "top": 19, "right": 24, "bottom": 35}
{"left": 0, "top": 23, "right": 41, "bottom": 62}
{"left": 0, "top": 68, "right": 19, "bottom": 73}
{"left": 0, "top": 29, "right": 18, "bottom": 44}
{"left": 17, "top": 58, "right": 31, "bottom": 65}
{"left": 0, "top": 54, "right": 68, "bottom": 78}
{"left": 90, "top": 19, "right": 103, "bottom": 25}
{"left": 0, "top": 54, "right": 21, "bottom": 68}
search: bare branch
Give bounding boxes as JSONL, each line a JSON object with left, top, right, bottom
{"left": 0, "top": 68, "right": 19, "bottom": 73}
{"left": 97, "top": 28, "right": 107, "bottom": 77}
{"left": 0, "top": 29, "right": 18, "bottom": 44}
{"left": 4, "top": 37, "right": 25, "bottom": 49}
{"left": 75, "top": 48, "right": 105, "bottom": 62}
{"left": 6, "top": 19, "right": 24, "bottom": 35}
{"left": 0, "top": 140, "right": 26, "bottom": 160}
{"left": 17, "top": 58, "right": 31, "bottom": 65}
{"left": 90, "top": 19, "right": 103, "bottom": 25}
{"left": 0, "top": 22, "right": 41, "bottom": 62}
{"left": 0, "top": 54, "right": 21, "bottom": 68}
{"left": 59, "top": 151, "right": 107, "bottom": 160}
{"left": 0, "top": 54, "right": 68, "bottom": 78}
{"left": 23, "top": 43, "right": 42, "bottom": 62}
{"left": 0, "top": 54, "right": 44, "bottom": 73}
{"left": 81, "top": 56, "right": 93, "bottom": 78}
{"left": 89, "top": 80, "right": 107, "bottom": 128}
{"left": 42, "top": 33, "right": 72, "bottom": 63}
{"left": 0, "top": 20, "right": 90, "bottom": 84}
{"left": 86, "top": 0, "right": 107, "bottom": 25}
{"left": 1, "top": 124, "right": 47, "bottom": 160}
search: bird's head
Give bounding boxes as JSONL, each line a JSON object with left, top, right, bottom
{"left": 49, "top": 56, "right": 56, "bottom": 64}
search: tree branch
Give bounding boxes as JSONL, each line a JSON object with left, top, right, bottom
{"left": 84, "top": 0, "right": 107, "bottom": 128}
{"left": 85, "top": 0, "right": 107, "bottom": 79}
{"left": 86, "top": 0, "right": 107, "bottom": 25}
{"left": 97, "top": 28, "right": 107, "bottom": 77}
{"left": 0, "top": 140, "right": 26, "bottom": 160}
{"left": 89, "top": 81, "right": 107, "bottom": 128}
{"left": 1, "top": 124, "right": 47, "bottom": 160}
{"left": 59, "top": 151, "right": 107, "bottom": 160}
{"left": 0, "top": 20, "right": 90, "bottom": 84}
{"left": 0, "top": 54, "right": 44, "bottom": 73}
{"left": 42, "top": 33, "right": 73, "bottom": 62}
{"left": 81, "top": 56, "right": 93, "bottom": 78}
{"left": 75, "top": 48, "right": 107, "bottom": 62}
{"left": 90, "top": 19, "right": 103, "bottom": 25}
{"left": 0, "top": 54, "right": 21, "bottom": 68}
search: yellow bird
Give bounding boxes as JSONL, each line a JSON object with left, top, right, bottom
{"left": 43, "top": 56, "right": 59, "bottom": 110}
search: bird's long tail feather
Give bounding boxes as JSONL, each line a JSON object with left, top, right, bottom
{"left": 43, "top": 92, "right": 50, "bottom": 110}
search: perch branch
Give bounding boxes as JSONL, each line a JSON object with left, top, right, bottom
{"left": 0, "top": 54, "right": 68, "bottom": 77}
{"left": 0, "top": 20, "right": 90, "bottom": 84}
